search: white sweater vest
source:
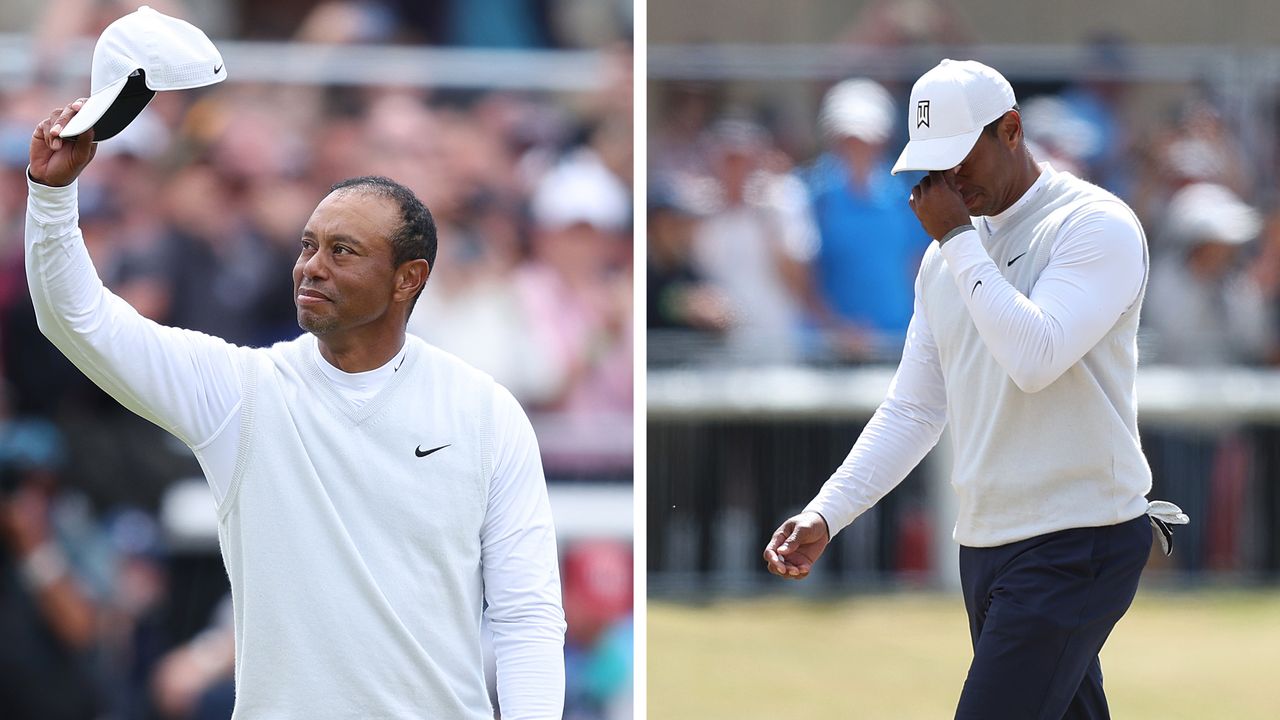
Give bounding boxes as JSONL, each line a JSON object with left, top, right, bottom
{"left": 919, "top": 170, "right": 1152, "bottom": 546}
{"left": 217, "top": 334, "right": 496, "bottom": 718}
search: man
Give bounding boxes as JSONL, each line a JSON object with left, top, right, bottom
{"left": 27, "top": 100, "right": 565, "bottom": 718}
{"left": 803, "top": 78, "right": 932, "bottom": 360}
{"left": 692, "top": 118, "right": 814, "bottom": 363}
{"left": 764, "top": 59, "right": 1175, "bottom": 719}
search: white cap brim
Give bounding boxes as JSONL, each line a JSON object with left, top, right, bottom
{"left": 891, "top": 127, "right": 984, "bottom": 175}
{"left": 61, "top": 73, "right": 131, "bottom": 139}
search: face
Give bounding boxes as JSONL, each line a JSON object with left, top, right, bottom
{"left": 293, "top": 190, "right": 403, "bottom": 338}
{"left": 953, "top": 113, "right": 1021, "bottom": 216}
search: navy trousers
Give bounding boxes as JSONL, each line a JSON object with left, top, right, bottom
{"left": 955, "top": 515, "right": 1152, "bottom": 720}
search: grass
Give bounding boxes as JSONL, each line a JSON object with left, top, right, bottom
{"left": 647, "top": 587, "right": 1280, "bottom": 719}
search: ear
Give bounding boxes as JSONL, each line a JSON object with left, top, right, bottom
{"left": 1001, "top": 110, "right": 1023, "bottom": 149}
{"left": 392, "top": 258, "right": 431, "bottom": 304}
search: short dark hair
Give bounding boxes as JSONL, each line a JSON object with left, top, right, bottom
{"left": 328, "top": 176, "right": 437, "bottom": 271}
{"left": 327, "top": 176, "right": 437, "bottom": 313}
{"left": 983, "top": 104, "right": 1021, "bottom": 137}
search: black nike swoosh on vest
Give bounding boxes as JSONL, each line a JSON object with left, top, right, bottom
{"left": 415, "top": 444, "right": 450, "bottom": 458}
{"left": 1007, "top": 252, "right": 1028, "bottom": 267}
{"left": 971, "top": 280, "right": 982, "bottom": 296}
{"left": 214, "top": 64, "right": 223, "bottom": 74}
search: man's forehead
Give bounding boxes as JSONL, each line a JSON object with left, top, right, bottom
{"left": 305, "top": 190, "right": 398, "bottom": 239}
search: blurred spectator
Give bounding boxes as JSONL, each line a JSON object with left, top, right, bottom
{"left": 650, "top": 82, "right": 718, "bottom": 182}
{"left": 1145, "top": 183, "right": 1272, "bottom": 365}
{"left": 1019, "top": 95, "right": 1096, "bottom": 178}
{"left": 691, "top": 119, "right": 814, "bottom": 363}
{"left": 1134, "top": 98, "right": 1253, "bottom": 229}
{"left": 646, "top": 180, "right": 730, "bottom": 363}
{"left": 802, "top": 78, "right": 931, "bottom": 361}
{"left": 1143, "top": 183, "right": 1268, "bottom": 574}
{"left": 562, "top": 540, "right": 633, "bottom": 720}
{"left": 150, "top": 594, "right": 235, "bottom": 720}
{"left": 0, "top": 417, "right": 100, "bottom": 719}
{"left": 1059, "top": 34, "right": 1135, "bottom": 196}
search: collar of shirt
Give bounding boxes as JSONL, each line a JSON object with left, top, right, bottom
{"left": 311, "top": 340, "right": 408, "bottom": 406}
{"left": 982, "top": 162, "right": 1054, "bottom": 235}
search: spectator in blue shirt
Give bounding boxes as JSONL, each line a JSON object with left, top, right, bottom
{"left": 803, "top": 78, "right": 932, "bottom": 361}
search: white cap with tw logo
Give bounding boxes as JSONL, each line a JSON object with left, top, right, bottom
{"left": 61, "top": 5, "right": 227, "bottom": 141}
{"left": 890, "top": 59, "right": 1016, "bottom": 175}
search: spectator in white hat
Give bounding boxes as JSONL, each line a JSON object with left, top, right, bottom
{"left": 517, "top": 143, "right": 633, "bottom": 435}
{"left": 1145, "top": 182, "right": 1272, "bottom": 365}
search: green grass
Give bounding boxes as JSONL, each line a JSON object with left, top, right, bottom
{"left": 648, "top": 588, "right": 1280, "bottom": 719}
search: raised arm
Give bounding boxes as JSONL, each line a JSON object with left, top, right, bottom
{"left": 26, "top": 101, "right": 243, "bottom": 456}
{"left": 936, "top": 205, "right": 1145, "bottom": 392}
{"left": 909, "top": 169, "right": 1145, "bottom": 394}
{"left": 480, "top": 385, "right": 566, "bottom": 719}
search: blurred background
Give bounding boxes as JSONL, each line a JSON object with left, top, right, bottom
{"left": 0, "top": 1, "right": 632, "bottom": 719}
{"left": 647, "top": 1, "right": 1280, "bottom": 718}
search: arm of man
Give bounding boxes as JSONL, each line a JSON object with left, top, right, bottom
{"left": 26, "top": 103, "right": 244, "bottom": 499}
{"left": 937, "top": 202, "right": 1145, "bottom": 392}
{"left": 481, "top": 385, "right": 566, "bottom": 720}
{"left": 764, "top": 276, "right": 949, "bottom": 577}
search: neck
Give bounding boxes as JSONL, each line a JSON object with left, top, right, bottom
{"left": 316, "top": 327, "right": 406, "bottom": 373}
{"left": 993, "top": 149, "right": 1042, "bottom": 215}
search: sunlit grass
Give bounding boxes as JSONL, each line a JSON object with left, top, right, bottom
{"left": 648, "top": 588, "right": 1280, "bottom": 719}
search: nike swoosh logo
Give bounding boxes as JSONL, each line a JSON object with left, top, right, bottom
{"left": 214, "top": 64, "right": 223, "bottom": 74}
{"left": 1007, "top": 252, "right": 1028, "bottom": 267}
{"left": 971, "top": 280, "right": 982, "bottom": 296}
{"left": 415, "top": 444, "right": 450, "bottom": 458}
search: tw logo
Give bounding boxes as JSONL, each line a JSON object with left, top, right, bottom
{"left": 916, "top": 100, "right": 930, "bottom": 129}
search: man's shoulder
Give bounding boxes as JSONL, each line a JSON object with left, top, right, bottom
{"left": 253, "top": 333, "right": 312, "bottom": 364}
{"left": 1039, "top": 170, "right": 1141, "bottom": 238}
{"left": 408, "top": 335, "right": 497, "bottom": 387}
{"left": 1051, "top": 169, "right": 1132, "bottom": 213}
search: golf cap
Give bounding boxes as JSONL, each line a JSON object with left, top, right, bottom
{"left": 819, "top": 78, "right": 895, "bottom": 144}
{"left": 891, "top": 59, "right": 1016, "bottom": 175}
{"left": 61, "top": 5, "right": 226, "bottom": 141}
{"left": 531, "top": 149, "right": 630, "bottom": 232}
{"left": 1164, "top": 182, "right": 1261, "bottom": 247}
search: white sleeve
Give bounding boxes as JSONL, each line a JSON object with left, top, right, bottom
{"left": 25, "top": 174, "right": 244, "bottom": 496}
{"left": 481, "top": 385, "right": 566, "bottom": 720}
{"left": 803, "top": 276, "right": 949, "bottom": 536}
{"left": 937, "top": 203, "right": 1145, "bottom": 393}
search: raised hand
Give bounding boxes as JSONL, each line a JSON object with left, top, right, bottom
{"left": 29, "top": 99, "right": 97, "bottom": 187}
{"left": 908, "top": 169, "right": 971, "bottom": 242}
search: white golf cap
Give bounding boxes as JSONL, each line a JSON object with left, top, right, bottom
{"left": 61, "top": 5, "right": 227, "bottom": 141}
{"left": 819, "top": 78, "right": 895, "bottom": 144}
{"left": 1164, "top": 182, "right": 1261, "bottom": 247}
{"left": 532, "top": 149, "right": 630, "bottom": 233}
{"left": 891, "top": 59, "right": 1016, "bottom": 175}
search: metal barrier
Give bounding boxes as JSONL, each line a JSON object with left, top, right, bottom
{"left": 648, "top": 365, "right": 1280, "bottom": 594}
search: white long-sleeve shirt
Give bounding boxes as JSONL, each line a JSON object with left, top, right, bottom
{"left": 808, "top": 166, "right": 1151, "bottom": 545}
{"left": 26, "top": 174, "right": 565, "bottom": 718}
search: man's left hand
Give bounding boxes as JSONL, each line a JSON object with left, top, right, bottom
{"left": 909, "top": 170, "right": 971, "bottom": 242}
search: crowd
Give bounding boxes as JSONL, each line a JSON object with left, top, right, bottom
{"left": 0, "top": 1, "right": 632, "bottom": 718}
{"left": 648, "top": 61, "right": 1280, "bottom": 370}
